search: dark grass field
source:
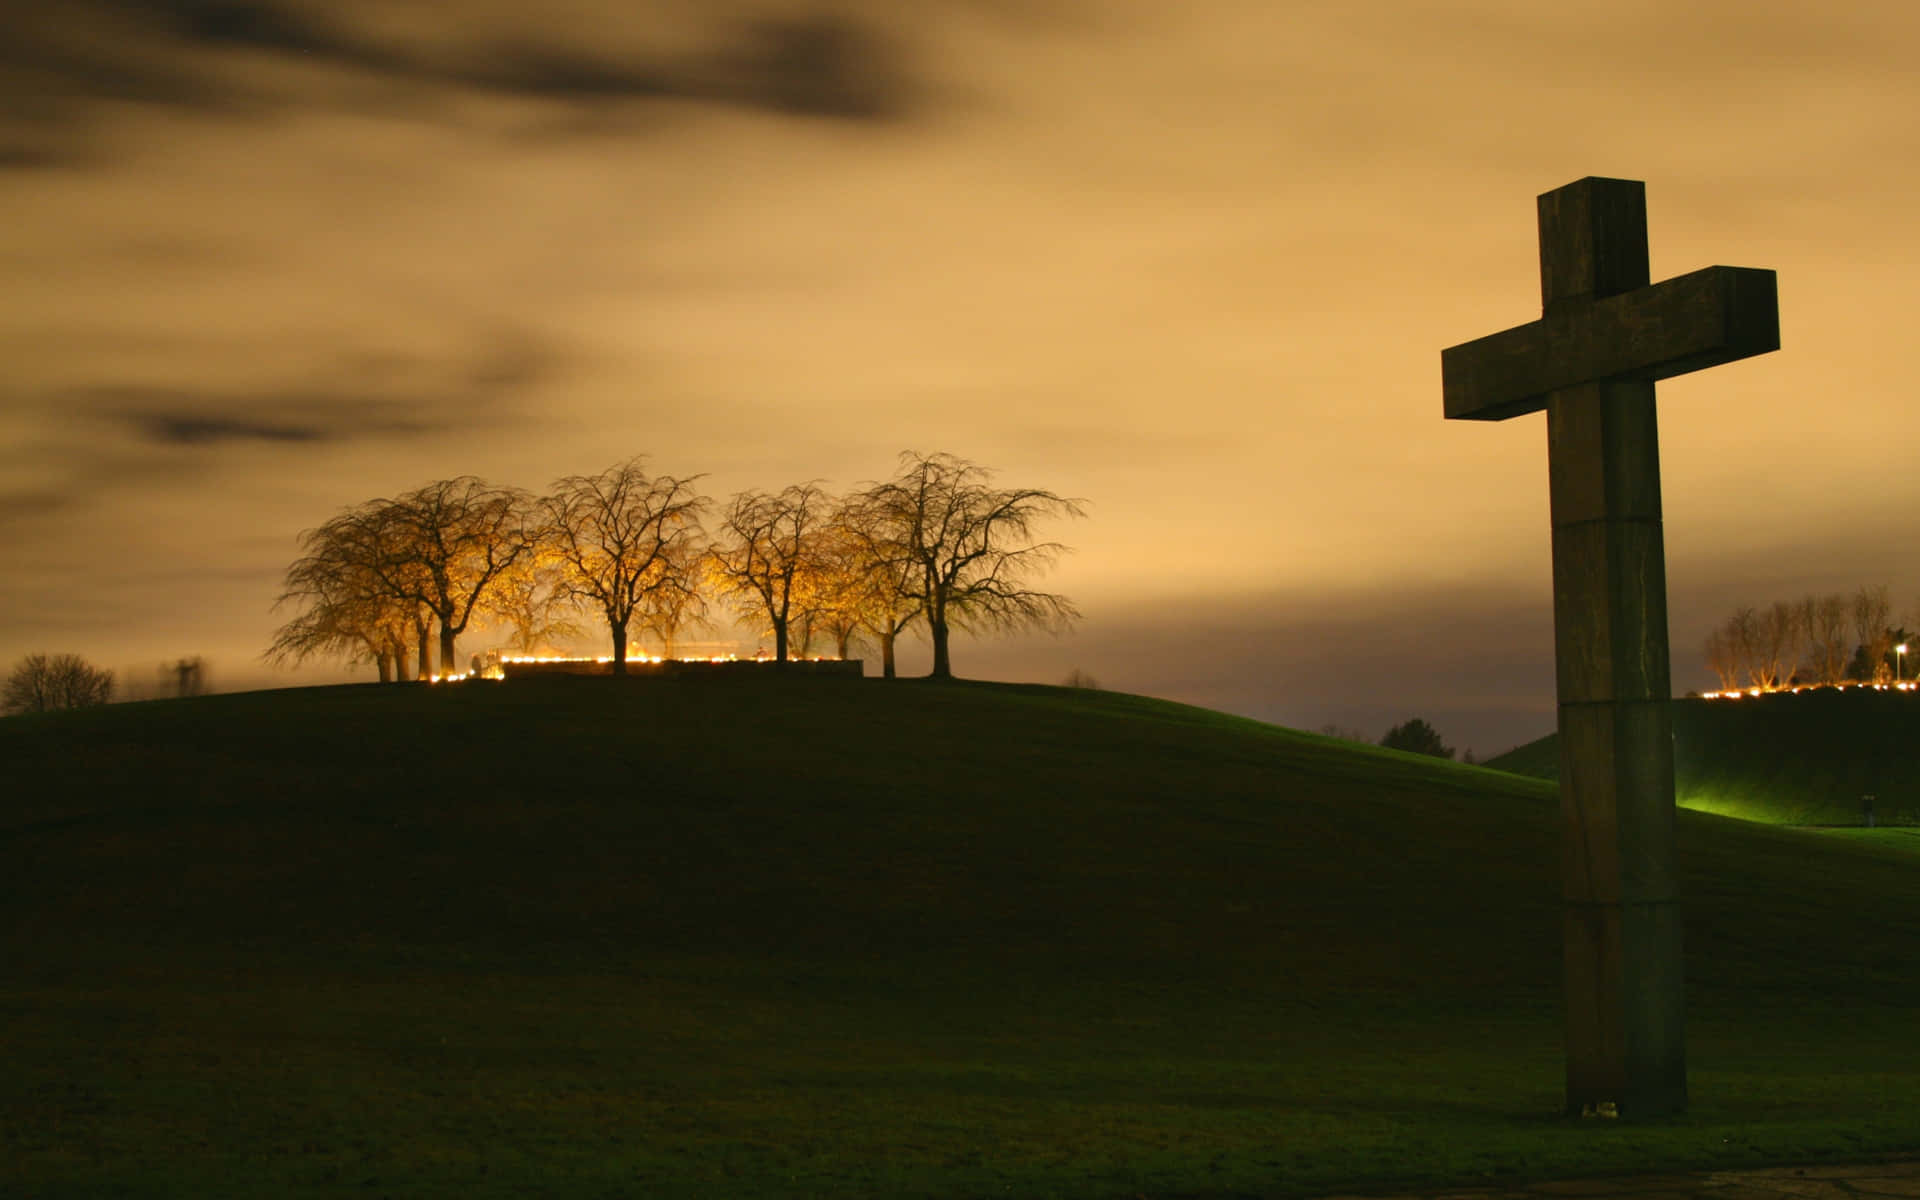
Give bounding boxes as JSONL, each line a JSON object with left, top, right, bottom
{"left": 1486, "top": 688, "right": 1920, "bottom": 825}
{"left": 5, "top": 677, "right": 1919, "bottom": 1198}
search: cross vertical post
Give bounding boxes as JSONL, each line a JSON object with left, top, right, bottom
{"left": 1440, "top": 177, "right": 1779, "bottom": 1118}
{"left": 1540, "top": 181, "right": 1683, "bottom": 1116}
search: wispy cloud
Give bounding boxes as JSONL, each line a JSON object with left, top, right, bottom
{"left": 2, "top": 0, "right": 922, "bottom": 172}
{"left": 131, "top": 412, "right": 330, "bottom": 445}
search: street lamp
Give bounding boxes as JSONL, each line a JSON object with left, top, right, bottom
{"left": 1899, "top": 643, "right": 1909, "bottom": 683}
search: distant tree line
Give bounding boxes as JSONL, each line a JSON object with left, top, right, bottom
{"left": 3, "top": 653, "right": 114, "bottom": 715}
{"left": 267, "top": 451, "right": 1084, "bottom": 682}
{"left": 1702, "top": 584, "right": 1917, "bottom": 691}
{"left": 1, "top": 653, "right": 215, "bottom": 715}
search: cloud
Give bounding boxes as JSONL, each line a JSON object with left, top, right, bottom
{"left": 106, "top": 0, "right": 377, "bottom": 59}
{"left": 1, "top": 0, "right": 923, "bottom": 172}
{"left": 131, "top": 413, "right": 330, "bottom": 446}
{"left": 701, "top": 15, "right": 909, "bottom": 120}
{"left": 84, "top": 386, "right": 432, "bottom": 448}
{"left": 63, "top": 332, "right": 550, "bottom": 448}
{"left": 0, "top": 328, "right": 554, "bottom": 544}
{"left": 0, "top": 5, "right": 239, "bottom": 118}
{"left": 0, "top": 489, "right": 77, "bottom": 524}
{"left": 0, "top": 145, "right": 74, "bottom": 170}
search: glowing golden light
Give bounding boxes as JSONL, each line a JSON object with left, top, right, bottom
{"left": 1700, "top": 679, "right": 1919, "bottom": 701}
{"left": 491, "top": 654, "right": 846, "bottom": 671}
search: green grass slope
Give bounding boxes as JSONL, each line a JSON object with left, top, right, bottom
{"left": 4, "top": 678, "right": 1919, "bottom": 1199}
{"left": 1486, "top": 689, "right": 1920, "bottom": 825}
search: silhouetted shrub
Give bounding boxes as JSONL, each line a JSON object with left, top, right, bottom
{"left": 1380, "top": 718, "right": 1454, "bottom": 760}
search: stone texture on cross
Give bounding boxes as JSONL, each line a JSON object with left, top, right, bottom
{"left": 1441, "top": 177, "right": 1779, "bottom": 1117}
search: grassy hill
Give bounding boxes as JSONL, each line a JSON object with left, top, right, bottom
{"left": 1486, "top": 689, "right": 1920, "bottom": 825}
{"left": 5, "top": 677, "right": 1920, "bottom": 1199}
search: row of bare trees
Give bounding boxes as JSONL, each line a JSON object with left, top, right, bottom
{"left": 1702, "top": 584, "right": 1915, "bottom": 691}
{"left": 267, "top": 452, "right": 1084, "bottom": 682}
{"left": 3, "top": 653, "right": 115, "bottom": 714}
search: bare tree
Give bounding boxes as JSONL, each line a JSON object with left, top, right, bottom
{"left": 385, "top": 478, "right": 536, "bottom": 676}
{"left": 1702, "top": 626, "right": 1740, "bottom": 691}
{"left": 1853, "top": 584, "right": 1893, "bottom": 683}
{"left": 1724, "top": 606, "right": 1765, "bottom": 689}
{"left": 855, "top": 452, "right": 1084, "bottom": 679}
{"left": 1800, "top": 592, "right": 1852, "bottom": 687}
{"left": 482, "top": 549, "right": 585, "bottom": 657}
{"left": 709, "top": 482, "right": 835, "bottom": 665}
{"left": 267, "top": 592, "right": 392, "bottom": 679}
{"left": 787, "top": 516, "right": 874, "bottom": 662}
{"left": 1755, "top": 600, "right": 1801, "bottom": 690}
{"left": 836, "top": 491, "right": 923, "bottom": 678}
{"left": 4, "top": 653, "right": 113, "bottom": 714}
{"left": 271, "top": 480, "right": 533, "bottom": 679}
{"left": 268, "top": 512, "right": 419, "bottom": 681}
{"left": 168, "top": 657, "right": 208, "bottom": 698}
{"left": 635, "top": 539, "right": 710, "bottom": 659}
{"left": 787, "top": 605, "right": 822, "bottom": 660}
{"left": 541, "top": 460, "right": 708, "bottom": 673}
{"left": 406, "top": 602, "right": 433, "bottom": 681}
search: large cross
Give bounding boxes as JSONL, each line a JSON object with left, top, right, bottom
{"left": 1441, "top": 177, "right": 1779, "bottom": 1117}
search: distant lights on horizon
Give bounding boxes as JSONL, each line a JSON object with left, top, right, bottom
{"left": 423, "top": 653, "right": 849, "bottom": 683}
{"left": 496, "top": 654, "right": 845, "bottom": 665}
{"left": 1700, "top": 681, "right": 1919, "bottom": 700}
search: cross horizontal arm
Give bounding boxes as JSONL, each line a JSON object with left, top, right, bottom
{"left": 1441, "top": 265, "right": 1779, "bottom": 421}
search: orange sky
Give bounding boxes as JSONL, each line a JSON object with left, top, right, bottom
{"left": 5, "top": 0, "right": 1918, "bottom": 754}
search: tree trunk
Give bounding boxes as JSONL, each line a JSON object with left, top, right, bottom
{"left": 611, "top": 622, "right": 629, "bottom": 676}
{"left": 836, "top": 629, "right": 852, "bottom": 660}
{"left": 439, "top": 623, "right": 457, "bottom": 680}
{"left": 773, "top": 619, "right": 789, "bottom": 666}
{"left": 881, "top": 631, "right": 896, "bottom": 679}
{"left": 928, "top": 618, "right": 951, "bottom": 678}
{"left": 377, "top": 651, "right": 393, "bottom": 684}
{"left": 415, "top": 616, "right": 431, "bottom": 681}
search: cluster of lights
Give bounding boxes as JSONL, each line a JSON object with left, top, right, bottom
{"left": 1702, "top": 642, "right": 1912, "bottom": 700}
{"left": 500, "top": 654, "right": 733, "bottom": 665}
{"left": 423, "top": 653, "right": 850, "bottom": 683}
{"left": 1702, "top": 681, "right": 1918, "bottom": 700}
{"left": 496, "top": 654, "right": 845, "bottom": 665}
